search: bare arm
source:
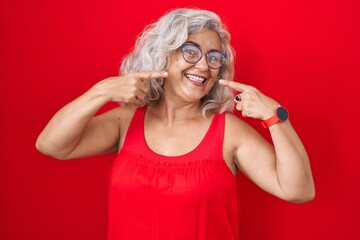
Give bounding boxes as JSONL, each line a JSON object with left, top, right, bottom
{"left": 36, "top": 88, "right": 119, "bottom": 160}
{"left": 220, "top": 80, "right": 315, "bottom": 203}
{"left": 36, "top": 71, "right": 168, "bottom": 160}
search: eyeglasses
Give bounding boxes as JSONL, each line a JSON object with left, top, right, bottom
{"left": 180, "top": 43, "right": 227, "bottom": 69}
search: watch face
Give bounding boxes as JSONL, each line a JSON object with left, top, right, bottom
{"left": 277, "top": 107, "right": 289, "bottom": 121}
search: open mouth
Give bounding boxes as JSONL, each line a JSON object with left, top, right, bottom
{"left": 185, "top": 73, "right": 207, "bottom": 85}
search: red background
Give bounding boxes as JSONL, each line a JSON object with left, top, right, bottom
{"left": 1, "top": 0, "right": 359, "bottom": 239}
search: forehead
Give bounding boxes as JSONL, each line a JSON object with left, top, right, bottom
{"left": 186, "top": 30, "right": 222, "bottom": 51}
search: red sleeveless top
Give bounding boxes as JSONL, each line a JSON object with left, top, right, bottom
{"left": 108, "top": 107, "right": 239, "bottom": 240}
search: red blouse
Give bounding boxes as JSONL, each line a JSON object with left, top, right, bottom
{"left": 108, "top": 107, "right": 239, "bottom": 240}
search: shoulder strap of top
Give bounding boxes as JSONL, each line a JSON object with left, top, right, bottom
{"left": 194, "top": 112, "right": 225, "bottom": 161}
{"left": 121, "top": 106, "right": 147, "bottom": 152}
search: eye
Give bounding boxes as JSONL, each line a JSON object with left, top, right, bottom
{"left": 207, "top": 54, "right": 219, "bottom": 62}
{"left": 207, "top": 52, "right": 223, "bottom": 63}
{"left": 184, "top": 48, "right": 197, "bottom": 56}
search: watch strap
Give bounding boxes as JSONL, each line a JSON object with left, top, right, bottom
{"left": 262, "top": 114, "right": 280, "bottom": 128}
{"left": 262, "top": 106, "right": 288, "bottom": 128}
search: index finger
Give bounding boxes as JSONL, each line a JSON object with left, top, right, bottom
{"left": 218, "top": 79, "right": 250, "bottom": 93}
{"left": 137, "top": 71, "right": 168, "bottom": 81}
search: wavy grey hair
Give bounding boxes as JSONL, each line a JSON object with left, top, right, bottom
{"left": 120, "top": 8, "right": 235, "bottom": 117}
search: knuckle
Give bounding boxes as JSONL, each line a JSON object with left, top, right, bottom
{"left": 249, "top": 86, "right": 257, "bottom": 91}
{"left": 252, "top": 87, "right": 261, "bottom": 95}
{"left": 140, "top": 72, "right": 152, "bottom": 79}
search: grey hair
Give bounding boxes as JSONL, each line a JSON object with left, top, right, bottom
{"left": 120, "top": 8, "right": 235, "bottom": 117}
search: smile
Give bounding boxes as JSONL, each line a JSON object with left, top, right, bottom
{"left": 185, "top": 74, "right": 207, "bottom": 85}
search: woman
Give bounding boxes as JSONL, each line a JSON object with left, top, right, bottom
{"left": 36, "top": 8, "right": 315, "bottom": 240}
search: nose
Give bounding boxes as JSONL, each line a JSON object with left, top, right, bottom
{"left": 194, "top": 54, "right": 209, "bottom": 71}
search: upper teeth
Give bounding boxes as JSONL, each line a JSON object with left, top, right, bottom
{"left": 185, "top": 74, "right": 205, "bottom": 83}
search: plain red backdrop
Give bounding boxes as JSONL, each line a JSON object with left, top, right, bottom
{"left": 1, "top": 0, "right": 359, "bottom": 239}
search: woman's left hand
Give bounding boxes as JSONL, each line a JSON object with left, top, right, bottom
{"left": 219, "top": 79, "right": 280, "bottom": 120}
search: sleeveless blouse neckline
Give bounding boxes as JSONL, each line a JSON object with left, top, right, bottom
{"left": 140, "top": 106, "right": 221, "bottom": 161}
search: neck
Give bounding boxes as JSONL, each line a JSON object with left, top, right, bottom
{"left": 149, "top": 97, "right": 203, "bottom": 126}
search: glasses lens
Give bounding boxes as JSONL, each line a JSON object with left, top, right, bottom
{"left": 182, "top": 44, "right": 201, "bottom": 64}
{"left": 206, "top": 51, "right": 225, "bottom": 69}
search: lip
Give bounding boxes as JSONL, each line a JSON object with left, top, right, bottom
{"left": 184, "top": 73, "right": 208, "bottom": 85}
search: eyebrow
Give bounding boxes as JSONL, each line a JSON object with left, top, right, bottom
{"left": 185, "top": 41, "right": 222, "bottom": 52}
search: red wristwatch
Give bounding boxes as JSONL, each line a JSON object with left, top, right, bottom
{"left": 262, "top": 106, "right": 289, "bottom": 128}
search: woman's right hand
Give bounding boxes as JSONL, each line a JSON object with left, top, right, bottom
{"left": 93, "top": 71, "right": 168, "bottom": 104}
{"left": 36, "top": 71, "right": 168, "bottom": 160}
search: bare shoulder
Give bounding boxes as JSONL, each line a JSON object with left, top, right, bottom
{"left": 107, "top": 105, "right": 138, "bottom": 150}
{"left": 116, "top": 105, "right": 137, "bottom": 132}
{"left": 223, "top": 113, "right": 266, "bottom": 164}
{"left": 223, "top": 113, "right": 249, "bottom": 150}
{"left": 224, "top": 112, "right": 255, "bottom": 136}
{"left": 90, "top": 105, "right": 137, "bottom": 143}
{"left": 224, "top": 112, "right": 268, "bottom": 147}
{"left": 96, "top": 105, "right": 136, "bottom": 124}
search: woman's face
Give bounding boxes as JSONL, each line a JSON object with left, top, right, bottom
{"left": 164, "top": 29, "right": 222, "bottom": 103}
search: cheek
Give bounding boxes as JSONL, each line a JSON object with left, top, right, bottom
{"left": 167, "top": 55, "right": 180, "bottom": 71}
{"left": 167, "top": 56, "right": 190, "bottom": 76}
{"left": 210, "top": 69, "right": 220, "bottom": 80}
{"left": 207, "top": 79, "right": 217, "bottom": 90}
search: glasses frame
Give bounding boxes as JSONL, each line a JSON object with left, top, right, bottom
{"left": 180, "top": 43, "right": 227, "bottom": 69}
